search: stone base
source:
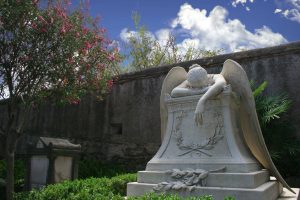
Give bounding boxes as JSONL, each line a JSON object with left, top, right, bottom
{"left": 278, "top": 188, "right": 300, "bottom": 200}
{"left": 137, "top": 170, "right": 269, "bottom": 188}
{"left": 127, "top": 170, "right": 300, "bottom": 200}
{"left": 127, "top": 181, "right": 282, "bottom": 200}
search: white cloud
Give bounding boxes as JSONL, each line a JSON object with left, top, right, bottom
{"left": 232, "top": 0, "right": 254, "bottom": 7}
{"left": 274, "top": 8, "right": 282, "bottom": 13}
{"left": 120, "top": 3, "right": 287, "bottom": 54}
{"left": 120, "top": 28, "right": 156, "bottom": 44}
{"left": 246, "top": 6, "right": 250, "bottom": 11}
{"left": 171, "top": 4, "right": 287, "bottom": 52}
{"left": 288, "top": 0, "right": 300, "bottom": 9}
{"left": 282, "top": 8, "right": 300, "bottom": 22}
{"left": 275, "top": 0, "right": 300, "bottom": 23}
{"left": 120, "top": 28, "right": 137, "bottom": 43}
{"left": 155, "top": 29, "right": 172, "bottom": 46}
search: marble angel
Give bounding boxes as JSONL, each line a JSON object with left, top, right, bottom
{"left": 159, "top": 59, "right": 294, "bottom": 193}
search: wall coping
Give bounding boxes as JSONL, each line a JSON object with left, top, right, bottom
{"left": 116, "top": 41, "right": 300, "bottom": 84}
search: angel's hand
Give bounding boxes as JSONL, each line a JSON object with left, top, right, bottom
{"left": 194, "top": 100, "right": 205, "bottom": 126}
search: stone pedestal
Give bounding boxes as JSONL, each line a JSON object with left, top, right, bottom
{"left": 127, "top": 88, "right": 297, "bottom": 200}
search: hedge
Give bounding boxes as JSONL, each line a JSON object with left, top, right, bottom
{"left": 14, "top": 173, "right": 235, "bottom": 200}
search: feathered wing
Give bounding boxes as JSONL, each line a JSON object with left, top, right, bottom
{"left": 160, "top": 67, "right": 187, "bottom": 141}
{"left": 221, "top": 59, "right": 294, "bottom": 193}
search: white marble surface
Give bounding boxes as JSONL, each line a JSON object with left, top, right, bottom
{"left": 147, "top": 89, "right": 260, "bottom": 172}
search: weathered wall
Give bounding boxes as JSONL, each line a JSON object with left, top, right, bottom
{"left": 2, "top": 42, "right": 300, "bottom": 166}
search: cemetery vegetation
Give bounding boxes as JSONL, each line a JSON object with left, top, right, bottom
{"left": 252, "top": 81, "right": 300, "bottom": 182}
{"left": 119, "top": 12, "right": 222, "bottom": 73}
{"left": 0, "top": 0, "right": 121, "bottom": 199}
{"left": 14, "top": 173, "right": 235, "bottom": 200}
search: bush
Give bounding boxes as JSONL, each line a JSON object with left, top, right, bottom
{"left": 78, "top": 159, "right": 131, "bottom": 179}
{"left": 252, "top": 82, "right": 300, "bottom": 181}
{"left": 0, "top": 159, "right": 26, "bottom": 198}
{"left": 0, "top": 159, "right": 25, "bottom": 183}
{"left": 14, "top": 173, "right": 235, "bottom": 200}
{"left": 110, "top": 174, "right": 137, "bottom": 196}
{"left": 14, "top": 173, "right": 136, "bottom": 200}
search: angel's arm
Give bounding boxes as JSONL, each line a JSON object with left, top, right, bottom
{"left": 171, "top": 80, "right": 210, "bottom": 97}
{"left": 195, "top": 74, "right": 226, "bottom": 125}
{"left": 199, "top": 74, "right": 226, "bottom": 103}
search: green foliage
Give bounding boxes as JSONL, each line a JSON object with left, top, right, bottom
{"left": 128, "top": 193, "right": 215, "bottom": 200}
{"left": 0, "top": 159, "right": 26, "bottom": 198}
{"left": 252, "top": 81, "right": 300, "bottom": 178}
{"left": 253, "top": 81, "right": 291, "bottom": 127}
{"left": 110, "top": 174, "right": 137, "bottom": 196}
{"left": 78, "top": 159, "right": 130, "bottom": 179}
{"left": 0, "top": 159, "right": 25, "bottom": 186}
{"left": 122, "top": 12, "right": 222, "bottom": 72}
{"left": 14, "top": 174, "right": 136, "bottom": 200}
{"left": 0, "top": 0, "right": 120, "bottom": 103}
{"left": 223, "top": 196, "right": 236, "bottom": 200}
{"left": 14, "top": 173, "right": 235, "bottom": 200}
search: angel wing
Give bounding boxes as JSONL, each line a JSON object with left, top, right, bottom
{"left": 160, "top": 67, "right": 187, "bottom": 141}
{"left": 221, "top": 59, "right": 294, "bottom": 193}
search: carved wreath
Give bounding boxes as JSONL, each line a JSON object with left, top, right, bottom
{"left": 174, "top": 111, "right": 223, "bottom": 157}
{"left": 153, "top": 167, "right": 226, "bottom": 192}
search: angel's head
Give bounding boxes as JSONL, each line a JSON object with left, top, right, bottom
{"left": 187, "top": 64, "right": 208, "bottom": 88}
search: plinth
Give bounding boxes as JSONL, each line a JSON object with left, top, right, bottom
{"left": 127, "top": 87, "right": 289, "bottom": 200}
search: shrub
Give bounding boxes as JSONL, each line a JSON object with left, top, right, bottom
{"left": 14, "top": 173, "right": 236, "bottom": 200}
{"left": 14, "top": 173, "right": 136, "bottom": 200}
{"left": 0, "top": 159, "right": 26, "bottom": 198}
{"left": 0, "top": 159, "right": 25, "bottom": 183}
{"left": 252, "top": 81, "right": 300, "bottom": 180}
{"left": 78, "top": 159, "right": 131, "bottom": 179}
{"left": 110, "top": 174, "right": 137, "bottom": 196}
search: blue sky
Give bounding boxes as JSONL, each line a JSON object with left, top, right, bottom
{"left": 86, "top": 0, "right": 300, "bottom": 53}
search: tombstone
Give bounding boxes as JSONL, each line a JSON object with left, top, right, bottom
{"left": 25, "top": 137, "right": 81, "bottom": 190}
{"left": 127, "top": 60, "right": 299, "bottom": 200}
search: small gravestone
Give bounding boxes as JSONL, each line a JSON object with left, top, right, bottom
{"left": 25, "top": 137, "right": 81, "bottom": 190}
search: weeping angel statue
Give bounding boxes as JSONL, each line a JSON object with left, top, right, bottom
{"left": 160, "top": 59, "right": 294, "bottom": 193}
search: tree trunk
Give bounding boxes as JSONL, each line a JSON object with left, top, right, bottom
{"left": 6, "top": 149, "right": 15, "bottom": 200}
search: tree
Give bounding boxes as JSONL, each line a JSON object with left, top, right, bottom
{"left": 0, "top": 1, "right": 121, "bottom": 199}
{"left": 122, "top": 12, "right": 222, "bottom": 72}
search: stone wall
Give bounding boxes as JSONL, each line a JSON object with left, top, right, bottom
{"left": 2, "top": 41, "right": 300, "bottom": 166}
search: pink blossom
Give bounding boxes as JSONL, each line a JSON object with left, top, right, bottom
{"left": 82, "top": 28, "right": 88, "bottom": 36}
{"left": 106, "top": 80, "right": 113, "bottom": 90}
{"left": 81, "top": 48, "right": 88, "bottom": 55}
{"left": 32, "top": 0, "right": 38, "bottom": 6}
{"left": 85, "top": 41, "right": 92, "bottom": 49}
{"left": 31, "top": 22, "right": 37, "bottom": 29}
{"left": 41, "top": 27, "right": 47, "bottom": 33}
{"left": 86, "top": 64, "right": 90, "bottom": 70}
{"left": 107, "top": 53, "right": 115, "bottom": 61}
{"left": 37, "top": 15, "right": 47, "bottom": 24}
{"left": 67, "top": 57, "right": 74, "bottom": 64}
{"left": 60, "top": 26, "right": 66, "bottom": 34}
{"left": 97, "top": 63, "right": 105, "bottom": 70}
{"left": 70, "top": 99, "right": 80, "bottom": 105}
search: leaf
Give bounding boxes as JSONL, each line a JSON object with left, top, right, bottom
{"left": 252, "top": 81, "right": 268, "bottom": 98}
{"left": 188, "top": 186, "right": 196, "bottom": 192}
{"left": 203, "top": 145, "right": 213, "bottom": 150}
{"left": 172, "top": 182, "right": 184, "bottom": 190}
{"left": 163, "top": 183, "right": 174, "bottom": 191}
{"left": 185, "top": 174, "right": 196, "bottom": 186}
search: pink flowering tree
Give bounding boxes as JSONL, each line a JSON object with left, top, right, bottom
{"left": 0, "top": 1, "right": 121, "bottom": 199}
